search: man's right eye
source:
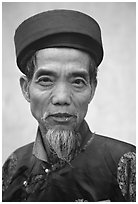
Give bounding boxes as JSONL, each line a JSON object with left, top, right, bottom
{"left": 37, "top": 76, "right": 54, "bottom": 86}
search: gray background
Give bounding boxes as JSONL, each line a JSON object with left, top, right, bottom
{"left": 2, "top": 2, "right": 136, "bottom": 163}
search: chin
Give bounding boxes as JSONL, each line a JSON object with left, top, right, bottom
{"left": 50, "top": 123, "right": 77, "bottom": 132}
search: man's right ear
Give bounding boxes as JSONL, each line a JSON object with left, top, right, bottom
{"left": 20, "top": 76, "right": 31, "bottom": 102}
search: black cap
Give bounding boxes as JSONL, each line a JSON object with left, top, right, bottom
{"left": 14, "top": 9, "right": 104, "bottom": 75}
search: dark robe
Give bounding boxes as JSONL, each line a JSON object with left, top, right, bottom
{"left": 2, "top": 121, "right": 136, "bottom": 202}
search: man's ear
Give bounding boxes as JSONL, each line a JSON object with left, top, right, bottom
{"left": 89, "top": 83, "right": 96, "bottom": 104}
{"left": 20, "top": 76, "right": 31, "bottom": 102}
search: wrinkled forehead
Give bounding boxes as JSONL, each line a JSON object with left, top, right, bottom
{"left": 36, "top": 47, "right": 91, "bottom": 65}
{"left": 34, "top": 48, "right": 92, "bottom": 75}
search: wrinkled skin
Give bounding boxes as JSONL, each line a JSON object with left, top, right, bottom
{"left": 20, "top": 48, "right": 96, "bottom": 137}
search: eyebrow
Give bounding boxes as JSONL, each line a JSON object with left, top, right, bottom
{"left": 34, "top": 68, "right": 89, "bottom": 80}
{"left": 34, "top": 69, "right": 58, "bottom": 78}
{"left": 68, "top": 70, "right": 89, "bottom": 80}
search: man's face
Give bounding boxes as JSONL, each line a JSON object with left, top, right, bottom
{"left": 24, "top": 48, "right": 95, "bottom": 133}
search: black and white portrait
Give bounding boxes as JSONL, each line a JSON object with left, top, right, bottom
{"left": 2, "top": 2, "right": 136, "bottom": 202}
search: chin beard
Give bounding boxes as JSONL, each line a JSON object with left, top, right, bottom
{"left": 44, "top": 128, "right": 81, "bottom": 163}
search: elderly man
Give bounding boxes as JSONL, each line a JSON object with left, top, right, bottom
{"left": 2, "top": 9, "right": 135, "bottom": 202}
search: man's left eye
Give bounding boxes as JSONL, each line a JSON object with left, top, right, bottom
{"left": 72, "top": 78, "right": 86, "bottom": 88}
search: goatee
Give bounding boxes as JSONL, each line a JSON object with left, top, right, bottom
{"left": 44, "top": 128, "right": 81, "bottom": 163}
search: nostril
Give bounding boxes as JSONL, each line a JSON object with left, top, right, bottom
{"left": 51, "top": 84, "right": 71, "bottom": 105}
{"left": 52, "top": 96, "right": 71, "bottom": 105}
{"left": 52, "top": 93, "right": 71, "bottom": 105}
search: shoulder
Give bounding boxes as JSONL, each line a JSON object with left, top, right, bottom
{"left": 14, "top": 142, "right": 34, "bottom": 161}
{"left": 88, "top": 134, "right": 136, "bottom": 201}
{"left": 93, "top": 134, "right": 135, "bottom": 158}
{"left": 2, "top": 142, "right": 34, "bottom": 192}
{"left": 87, "top": 133, "right": 136, "bottom": 176}
{"left": 3, "top": 142, "right": 34, "bottom": 166}
{"left": 6, "top": 142, "right": 34, "bottom": 167}
{"left": 93, "top": 134, "right": 136, "bottom": 170}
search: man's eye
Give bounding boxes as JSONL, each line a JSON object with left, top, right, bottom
{"left": 72, "top": 78, "right": 86, "bottom": 88}
{"left": 37, "top": 77, "right": 53, "bottom": 86}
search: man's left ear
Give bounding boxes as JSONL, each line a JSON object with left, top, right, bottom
{"left": 20, "top": 75, "right": 31, "bottom": 102}
{"left": 89, "top": 84, "right": 96, "bottom": 103}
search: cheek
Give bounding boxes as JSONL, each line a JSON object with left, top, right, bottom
{"left": 73, "top": 88, "right": 92, "bottom": 120}
{"left": 29, "top": 88, "right": 50, "bottom": 122}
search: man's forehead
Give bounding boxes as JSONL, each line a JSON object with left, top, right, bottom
{"left": 34, "top": 48, "right": 91, "bottom": 77}
{"left": 36, "top": 47, "right": 91, "bottom": 63}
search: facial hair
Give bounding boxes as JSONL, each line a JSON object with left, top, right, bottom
{"left": 44, "top": 128, "right": 81, "bottom": 163}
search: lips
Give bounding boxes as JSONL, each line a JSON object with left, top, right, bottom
{"left": 49, "top": 113, "right": 76, "bottom": 123}
{"left": 51, "top": 113, "right": 73, "bottom": 117}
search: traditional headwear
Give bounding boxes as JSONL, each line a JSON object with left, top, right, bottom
{"left": 14, "top": 9, "right": 104, "bottom": 74}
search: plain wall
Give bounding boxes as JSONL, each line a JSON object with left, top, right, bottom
{"left": 2, "top": 2, "right": 136, "bottom": 163}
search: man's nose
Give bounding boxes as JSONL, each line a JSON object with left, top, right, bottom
{"left": 52, "top": 83, "right": 71, "bottom": 106}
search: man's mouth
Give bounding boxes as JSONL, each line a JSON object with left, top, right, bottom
{"left": 49, "top": 113, "right": 76, "bottom": 123}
